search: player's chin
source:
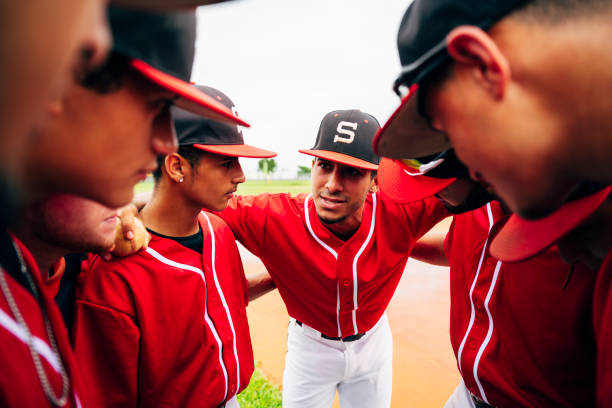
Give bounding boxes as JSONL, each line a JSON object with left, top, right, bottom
{"left": 207, "top": 198, "right": 230, "bottom": 212}
{"left": 95, "top": 184, "right": 136, "bottom": 210}
{"left": 317, "top": 211, "right": 346, "bottom": 225}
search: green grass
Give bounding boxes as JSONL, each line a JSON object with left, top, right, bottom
{"left": 237, "top": 367, "right": 282, "bottom": 408}
{"left": 236, "top": 179, "right": 310, "bottom": 195}
{"left": 134, "top": 178, "right": 311, "bottom": 196}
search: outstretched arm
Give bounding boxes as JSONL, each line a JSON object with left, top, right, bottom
{"left": 411, "top": 230, "right": 449, "bottom": 266}
{"left": 247, "top": 270, "right": 276, "bottom": 301}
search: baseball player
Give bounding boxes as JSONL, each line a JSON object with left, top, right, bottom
{"left": 378, "top": 158, "right": 599, "bottom": 408}
{"left": 11, "top": 194, "right": 149, "bottom": 334}
{"left": 485, "top": 187, "right": 612, "bottom": 408}
{"left": 0, "top": 0, "right": 234, "bottom": 230}
{"left": 216, "top": 109, "right": 449, "bottom": 407}
{"left": 73, "top": 85, "right": 276, "bottom": 407}
{"left": 374, "top": 0, "right": 612, "bottom": 219}
{"left": 373, "top": 0, "right": 612, "bottom": 405}
{"left": 0, "top": 7, "right": 246, "bottom": 407}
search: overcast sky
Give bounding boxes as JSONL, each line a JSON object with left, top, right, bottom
{"left": 192, "top": 0, "right": 411, "bottom": 178}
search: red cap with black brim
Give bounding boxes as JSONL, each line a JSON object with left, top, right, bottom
{"left": 173, "top": 85, "right": 275, "bottom": 158}
{"left": 299, "top": 110, "right": 380, "bottom": 171}
{"left": 109, "top": 6, "right": 249, "bottom": 127}
{"left": 490, "top": 184, "right": 612, "bottom": 262}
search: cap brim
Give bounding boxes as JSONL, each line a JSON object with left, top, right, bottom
{"left": 378, "top": 158, "right": 455, "bottom": 203}
{"left": 299, "top": 149, "right": 378, "bottom": 171}
{"left": 130, "top": 59, "right": 250, "bottom": 128}
{"left": 193, "top": 143, "right": 276, "bottom": 158}
{"left": 374, "top": 84, "right": 450, "bottom": 159}
{"left": 111, "top": 0, "right": 233, "bottom": 9}
{"left": 490, "top": 186, "right": 612, "bottom": 262}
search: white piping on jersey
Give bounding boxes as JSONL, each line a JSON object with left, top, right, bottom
{"left": 304, "top": 194, "right": 338, "bottom": 259}
{"left": 456, "top": 204, "right": 494, "bottom": 374}
{"left": 0, "top": 308, "right": 83, "bottom": 408}
{"left": 351, "top": 193, "right": 377, "bottom": 335}
{"left": 304, "top": 194, "right": 341, "bottom": 337}
{"left": 145, "top": 246, "right": 230, "bottom": 402}
{"left": 303, "top": 193, "right": 377, "bottom": 337}
{"left": 454, "top": 203, "right": 501, "bottom": 403}
{"left": 473, "top": 259, "right": 502, "bottom": 403}
{"left": 201, "top": 211, "right": 242, "bottom": 398}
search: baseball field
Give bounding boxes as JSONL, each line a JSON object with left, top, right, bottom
{"left": 136, "top": 179, "right": 459, "bottom": 407}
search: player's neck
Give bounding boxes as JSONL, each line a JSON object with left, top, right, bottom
{"left": 12, "top": 226, "right": 65, "bottom": 279}
{"left": 140, "top": 185, "right": 201, "bottom": 237}
{"left": 320, "top": 211, "right": 363, "bottom": 241}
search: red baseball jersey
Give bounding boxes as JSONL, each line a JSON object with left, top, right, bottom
{"left": 217, "top": 192, "right": 447, "bottom": 337}
{"left": 0, "top": 235, "right": 84, "bottom": 407}
{"left": 594, "top": 249, "right": 612, "bottom": 407}
{"left": 445, "top": 202, "right": 597, "bottom": 407}
{"left": 73, "top": 212, "right": 254, "bottom": 407}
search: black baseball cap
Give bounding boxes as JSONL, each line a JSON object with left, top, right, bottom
{"left": 300, "top": 110, "right": 380, "bottom": 170}
{"left": 109, "top": 6, "right": 249, "bottom": 127}
{"left": 374, "top": 0, "right": 530, "bottom": 159}
{"left": 173, "top": 85, "right": 275, "bottom": 158}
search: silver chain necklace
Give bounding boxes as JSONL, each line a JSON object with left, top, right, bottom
{"left": 0, "top": 240, "right": 70, "bottom": 406}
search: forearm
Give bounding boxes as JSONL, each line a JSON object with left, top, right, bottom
{"left": 411, "top": 231, "right": 449, "bottom": 266}
{"left": 247, "top": 270, "right": 276, "bottom": 301}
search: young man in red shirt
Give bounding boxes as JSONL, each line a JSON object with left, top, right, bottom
{"left": 0, "top": 8, "right": 245, "bottom": 407}
{"left": 73, "top": 86, "right": 275, "bottom": 408}
{"left": 379, "top": 158, "right": 598, "bottom": 408}
{"left": 217, "top": 110, "right": 448, "bottom": 407}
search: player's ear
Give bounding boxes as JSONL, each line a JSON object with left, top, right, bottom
{"left": 164, "top": 153, "right": 186, "bottom": 184}
{"left": 446, "top": 25, "right": 510, "bottom": 100}
{"left": 368, "top": 173, "right": 378, "bottom": 194}
{"left": 311, "top": 159, "right": 316, "bottom": 169}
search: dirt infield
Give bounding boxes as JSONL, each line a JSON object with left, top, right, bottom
{"left": 241, "top": 224, "right": 461, "bottom": 407}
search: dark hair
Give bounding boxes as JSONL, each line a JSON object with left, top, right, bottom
{"left": 152, "top": 145, "right": 204, "bottom": 182}
{"left": 510, "top": 0, "right": 612, "bottom": 22}
{"left": 78, "top": 52, "right": 132, "bottom": 94}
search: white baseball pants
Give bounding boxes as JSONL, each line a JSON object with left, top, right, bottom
{"left": 282, "top": 314, "right": 393, "bottom": 408}
{"left": 444, "top": 381, "right": 475, "bottom": 408}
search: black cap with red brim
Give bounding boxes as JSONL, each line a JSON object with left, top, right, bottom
{"left": 374, "top": 85, "right": 451, "bottom": 159}
{"left": 489, "top": 185, "right": 612, "bottom": 262}
{"left": 173, "top": 85, "right": 275, "bottom": 158}
{"left": 299, "top": 149, "right": 378, "bottom": 171}
{"left": 300, "top": 110, "right": 381, "bottom": 171}
{"left": 109, "top": 6, "right": 249, "bottom": 128}
{"left": 378, "top": 158, "right": 455, "bottom": 203}
{"left": 374, "top": 0, "right": 530, "bottom": 159}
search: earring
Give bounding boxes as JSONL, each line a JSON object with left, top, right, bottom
{"left": 179, "top": 177, "right": 184, "bottom": 183}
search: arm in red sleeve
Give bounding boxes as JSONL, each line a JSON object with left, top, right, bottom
{"left": 401, "top": 196, "right": 450, "bottom": 240}
{"left": 214, "top": 194, "right": 273, "bottom": 257}
{"left": 73, "top": 300, "right": 140, "bottom": 408}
